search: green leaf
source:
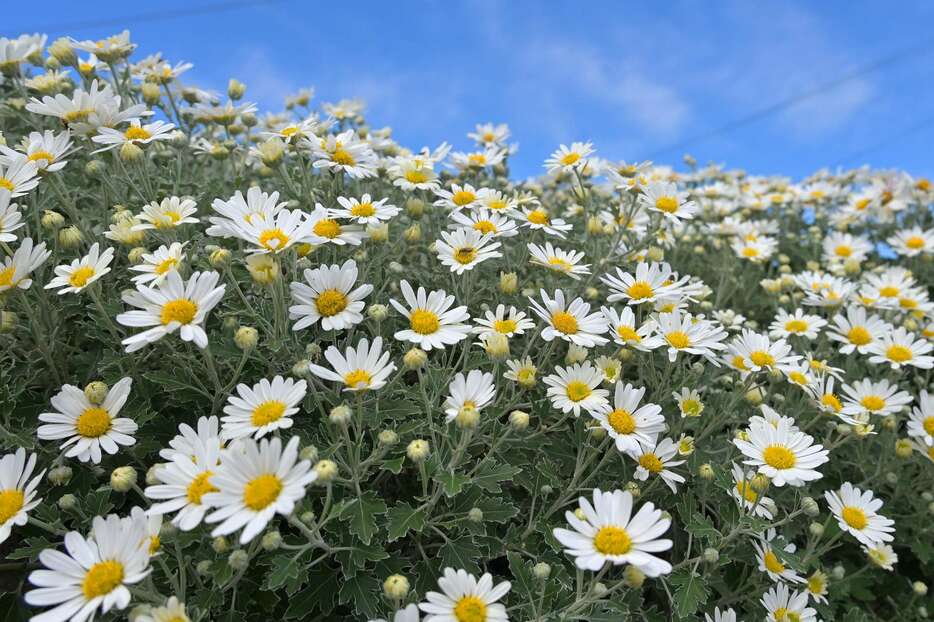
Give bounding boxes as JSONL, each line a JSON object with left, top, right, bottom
{"left": 284, "top": 567, "right": 340, "bottom": 619}
{"left": 381, "top": 455, "right": 405, "bottom": 474}
{"left": 669, "top": 568, "right": 708, "bottom": 618}
{"left": 434, "top": 470, "right": 469, "bottom": 497}
{"left": 85, "top": 488, "right": 113, "bottom": 516}
{"left": 338, "top": 574, "right": 381, "bottom": 619}
{"left": 339, "top": 491, "right": 388, "bottom": 545}
{"left": 440, "top": 536, "right": 481, "bottom": 575}
{"left": 685, "top": 513, "right": 720, "bottom": 542}
{"left": 473, "top": 461, "right": 521, "bottom": 493}
{"left": 264, "top": 553, "right": 303, "bottom": 592}
{"left": 471, "top": 496, "right": 519, "bottom": 524}
{"left": 386, "top": 502, "right": 427, "bottom": 542}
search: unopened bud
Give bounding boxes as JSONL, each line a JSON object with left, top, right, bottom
{"left": 407, "top": 439, "right": 430, "bottom": 463}
{"left": 110, "top": 466, "right": 137, "bottom": 492}
{"left": 228, "top": 549, "right": 249, "bottom": 570}
{"left": 84, "top": 381, "right": 109, "bottom": 404}
{"left": 383, "top": 574, "right": 410, "bottom": 600}
{"left": 314, "top": 459, "right": 338, "bottom": 483}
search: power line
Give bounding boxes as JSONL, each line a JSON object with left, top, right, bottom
{"left": 644, "top": 36, "right": 934, "bottom": 160}
{"left": 14, "top": 0, "right": 289, "bottom": 34}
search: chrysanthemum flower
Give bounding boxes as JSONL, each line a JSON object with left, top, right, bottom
{"left": 601, "top": 306, "right": 663, "bottom": 351}
{"left": 827, "top": 305, "right": 891, "bottom": 354}
{"left": 0, "top": 189, "right": 24, "bottom": 243}
{"left": 601, "top": 261, "right": 693, "bottom": 306}
{"left": 434, "top": 183, "right": 481, "bottom": 211}
{"left": 734, "top": 417, "right": 828, "bottom": 487}
{"left": 627, "top": 437, "right": 686, "bottom": 493}
{"left": 754, "top": 528, "right": 804, "bottom": 583}
{"left": 146, "top": 431, "right": 222, "bottom": 531}
{"left": 544, "top": 141, "right": 594, "bottom": 174}
{"left": 887, "top": 226, "right": 934, "bottom": 257}
{"left": 544, "top": 362, "right": 609, "bottom": 416}
{"left": 527, "top": 242, "right": 590, "bottom": 279}
{"left": 472, "top": 304, "right": 534, "bottom": 339}
{"left": 117, "top": 270, "right": 226, "bottom": 352}
{"left": 840, "top": 377, "right": 912, "bottom": 418}
{"left": 207, "top": 187, "right": 287, "bottom": 239}
{"left": 673, "top": 387, "right": 704, "bottom": 418}
{"left": 390, "top": 280, "right": 471, "bottom": 350}
{"left": 203, "top": 435, "right": 316, "bottom": 544}
{"left": 503, "top": 356, "right": 537, "bottom": 388}
{"left": 907, "top": 390, "right": 934, "bottom": 446}
{"left": 590, "top": 382, "right": 664, "bottom": 454}
{"left": 45, "top": 242, "right": 114, "bottom": 294}
{"left": 91, "top": 119, "right": 175, "bottom": 153}
{"left": 307, "top": 204, "right": 366, "bottom": 246}
{"left": 129, "top": 242, "right": 186, "bottom": 286}
{"left": 822, "top": 231, "right": 873, "bottom": 264}
{"left": 552, "top": 488, "right": 672, "bottom": 575}
{"left": 514, "top": 206, "right": 572, "bottom": 238}
{"left": 310, "top": 129, "right": 377, "bottom": 178}
{"left": 528, "top": 289, "right": 608, "bottom": 348}
{"left": 655, "top": 309, "right": 728, "bottom": 364}
{"left": 309, "top": 336, "right": 397, "bottom": 391}
{"left": 0, "top": 447, "right": 44, "bottom": 545}
{"left": 768, "top": 308, "right": 826, "bottom": 340}
{"left": 418, "top": 567, "right": 510, "bottom": 622}
{"left": 435, "top": 228, "right": 502, "bottom": 274}
{"left": 865, "top": 326, "right": 934, "bottom": 370}
{"left": 450, "top": 208, "right": 518, "bottom": 238}
{"left": 289, "top": 259, "right": 372, "bottom": 331}
{"left": 0, "top": 153, "right": 39, "bottom": 197}
{"left": 729, "top": 463, "right": 774, "bottom": 519}
{"left": 443, "top": 370, "right": 496, "bottom": 424}
{"left": 825, "top": 482, "right": 895, "bottom": 546}
{"left": 37, "top": 378, "right": 137, "bottom": 464}
{"left": 221, "top": 376, "right": 307, "bottom": 440}
{"left": 640, "top": 181, "right": 697, "bottom": 222}
{"left": 334, "top": 193, "right": 399, "bottom": 225}
{"left": 135, "top": 597, "right": 191, "bottom": 622}
{"left": 760, "top": 583, "right": 817, "bottom": 622}
{"left": 724, "top": 330, "right": 800, "bottom": 375}
{"left": 132, "top": 196, "right": 199, "bottom": 231}
{"left": 159, "top": 416, "right": 221, "bottom": 462}
{"left": 0, "top": 129, "right": 72, "bottom": 173}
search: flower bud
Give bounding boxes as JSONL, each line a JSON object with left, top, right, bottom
{"left": 378, "top": 429, "right": 399, "bottom": 446}
{"left": 565, "top": 344, "right": 588, "bottom": 365}
{"left": 196, "top": 560, "right": 212, "bottom": 576}
{"left": 646, "top": 246, "right": 664, "bottom": 262}
{"left": 540, "top": 484, "right": 553, "bottom": 496}
{"left": 467, "top": 507, "right": 484, "bottom": 523}
{"left": 119, "top": 142, "right": 144, "bottom": 162}
{"left": 300, "top": 511, "right": 316, "bottom": 524}
{"left": 703, "top": 547, "right": 719, "bottom": 563}
{"left": 623, "top": 565, "right": 646, "bottom": 588}
{"left": 498, "top": 272, "right": 518, "bottom": 294}
{"left": 744, "top": 387, "right": 764, "bottom": 405}
{"left": 227, "top": 79, "right": 246, "bottom": 100}
{"left": 140, "top": 82, "right": 161, "bottom": 105}
{"left": 246, "top": 253, "right": 279, "bottom": 285}
{"left": 146, "top": 464, "right": 163, "bottom": 486}
{"left": 407, "top": 439, "right": 430, "bottom": 463}
{"left": 300, "top": 445, "right": 318, "bottom": 462}
{"left": 228, "top": 549, "right": 249, "bottom": 570}
{"left": 367, "top": 223, "right": 389, "bottom": 242}
{"left": 261, "top": 530, "right": 282, "bottom": 551}
{"left": 234, "top": 326, "right": 258, "bottom": 350}
{"left": 58, "top": 225, "right": 83, "bottom": 248}
{"left": 403, "top": 223, "right": 421, "bottom": 243}
{"left": 257, "top": 138, "right": 285, "bottom": 166}
{"left": 483, "top": 333, "right": 510, "bottom": 360}
{"left": 49, "top": 38, "right": 77, "bottom": 66}
{"left": 532, "top": 562, "right": 551, "bottom": 580}
{"left": 403, "top": 348, "right": 428, "bottom": 370}
{"left": 383, "top": 574, "right": 410, "bottom": 600}
{"left": 625, "top": 481, "right": 641, "bottom": 497}
{"left": 209, "top": 247, "right": 231, "bottom": 268}
{"left": 455, "top": 405, "right": 480, "bottom": 429}
{"left": 914, "top": 581, "right": 929, "bottom": 596}
{"left": 110, "top": 466, "right": 137, "bottom": 492}
{"left": 58, "top": 493, "right": 77, "bottom": 511}
{"left": 698, "top": 463, "right": 715, "bottom": 480}
{"left": 48, "top": 465, "right": 72, "bottom": 486}
{"left": 329, "top": 404, "right": 353, "bottom": 426}
{"left": 41, "top": 210, "right": 65, "bottom": 229}
{"left": 831, "top": 564, "right": 845, "bottom": 580}
{"left": 800, "top": 496, "right": 819, "bottom": 517}
{"left": 405, "top": 198, "right": 424, "bottom": 218}
{"left": 509, "top": 410, "right": 530, "bottom": 431}
{"left": 895, "top": 438, "right": 914, "bottom": 458}
{"left": 368, "top": 303, "right": 388, "bottom": 321}
{"left": 314, "top": 459, "right": 338, "bottom": 483}
{"left": 84, "top": 381, "right": 109, "bottom": 404}
{"left": 809, "top": 522, "right": 825, "bottom": 537}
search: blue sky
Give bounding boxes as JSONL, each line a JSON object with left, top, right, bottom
{"left": 9, "top": 0, "right": 934, "bottom": 179}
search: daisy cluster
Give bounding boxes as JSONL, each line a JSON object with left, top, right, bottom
{"left": 0, "top": 30, "right": 932, "bottom": 622}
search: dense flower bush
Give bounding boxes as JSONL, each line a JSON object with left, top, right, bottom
{"left": 1, "top": 30, "right": 933, "bottom": 622}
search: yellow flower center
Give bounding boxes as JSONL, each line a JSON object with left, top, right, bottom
{"left": 923, "top": 416, "right": 934, "bottom": 435}
{"left": 0, "top": 489, "right": 25, "bottom": 523}
{"left": 906, "top": 236, "right": 925, "bottom": 250}
{"left": 473, "top": 220, "right": 497, "bottom": 234}
{"left": 879, "top": 286, "right": 899, "bottom": 298}
{"left": 0, "top": 179, "right": 13, "bottom": 191}
{"left": 885, "top": 345, "right": 912, "bottom": 363}
{"left": 259, "top": 228, "right": 290, "bottom": 251}
{"left": 68, "top": 266, "right": 96, "bottom": 288}
{"left": 404, "top": 169, "right": 429, "bottom": 184}
{"left": 763, "top": 445, "right": 796, "bottom": 469}
{"left": 160, "top": 299, "right": 198, "bottom": 325}
{"left": 617, "top": 325, "right": 641, "bottom": 343}
{"left": 565, "top": 380, "right": 592, "bottom": 402}
{"left": 655, "top": 196, "right": 679, "bottom": 213}
{"left": 607, "top": 409, "right": 636, "bottom": 435}
{"left": 526, "top": 209, "right": 550, "bottom": 225}
{"left": 763, "top": 550, "right": 785, "bottom": 574}
{"left": 251, "top": 400, "right": 287, "bottom": 426}
{"left": 76, "top": 407, "right": 111, "bottom": 438}
{"left": 186, "top": 471, "right": 217, "bottom": 504}
{"left": 243, "top": 473, "right": 283, "bottom": 511}
{"left": 344, "top": 369, "right": 372, "bottom": 388}
{"left": 82, "top": 560, "right": 125, "bottom": 599}
{"left": 741, "top": 246, "right": 760, "bottom": 258}
{"left": 749, "top": 350, "right": 775, "bottom": 368}
{"left": 331, "top": 149, "right": 355, "bottom": 166}
{"left": 315, "top": 289, "right": 348, "bottom": 317}
{"left": 453, "top": 595, "right": 487, "bottom": 622}
{"left": 154, "top": 257, "right": 178, "bottom": 275}
{"left": 860, "top": 395, "right": 885, "bottom": 412}
{"left": 593, "top": 525, "right": 632, "bottom": 555}
{"left": 665, "top": 331, "right": 690, "bottom": 349}
{"left": 899, "top": 297, "right": 918, "bottom": 309}
{"left": 350, "top": 202, "right": 375, "bottom": 217}
{"left": 547, "top": 257, "right": 572, "bottom": 271}
{"left": 627, "top": 281, "right": 653, "bottom": 300}
{"left": 841, "top": 506, "right": 868, "bottom": 530}
{"left": 834, "top": 245, "right": 852, "bottom": 257}
{"left": 682, "top": 399, "right": 702, "bottom": 416}
{"left": 785, "top": 319, "right": 808, "bottom": 334}
{"left": 468, "top": 153, "right": 487, "bottom": 166}
{"left": 494, "top": 319, "right": 517, "bottom": 334}
{"left": 731, "top": 356, "right": 749, "bottom": 371}
{"left": 847, "top": 326, "right": 871, "bottom": 346}
{"left": 736, "top": 481, "right": 758, "bottom": 503}
{"left": 148, "top": 535, "right": 161, "bottom": 555}
{"left": 63, "top": 109, "right": 93, "bottom": 123}
{"left": 638, "top": 452, "right": 664, "bottom": 473}
{"left": 125, "top": 126, "right": 152, "bottom": 141}
{"left": 410, "top": 309, "right": 440, "bottom": 335}
{"left": 822, "top": 393, "right": 842, "bottom": 412}
{"left": 789, "top": 371, "right": 808, "bottom": 385}
{"left": 454, "top": 247, "right": 477, "bottom": 265}
{"left": 313, "top": 219, "right": 341, "bottom": 239}
{"left": 550, "top": 311, "right": 578, "bottom": 335}
{"left": 28, "top": 150, "right": 55, "bottom": 163}
{"left": 451, "top": 190, "right": 476, "bottom": 206}
{"left": 560, "top": 152, "right": 581, "bottom": 166}
{"left": 773, "top": 608, "right": 801, "bottom": 622}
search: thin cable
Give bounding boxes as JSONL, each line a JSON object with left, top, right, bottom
{"left": 644, "top": 37, "right": 934, "bottom": 160}
{"left": 15, "top": 0, "right": 288, "bottom": 33}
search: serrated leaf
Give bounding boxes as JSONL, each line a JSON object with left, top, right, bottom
{"left": 339, "top": 574, "right": 381, "bottom": 619}
{"left": 434, "top": 470, "right": 469, "bottom": 497}
{"left": 669, "top": 568, "right": 708, "bottom": 618}
{"left": 473, "top": 461, "right": 521, "bottom": 493}
{"left": 440, "top": 536, "right": 481, "bottom": 575}
{"left": 264, "top": 553, "right": 302, "bottom": 591}
{"left": 386, "top": 502, "right": 427, "bottom": 542}
{"left": 339, "top": 491, "right": 388, "bottom": 545}
{"left": 472, "top": 497, "right": 519, "bottom": 524}
{"left": 685, "top": 513, "right": 720, "bottom": 542}
{"left": 381, "top": 455, "right": 405, "bottom": 474}
{"left": 284, "top": 567, "right": 340, "bottom": 619}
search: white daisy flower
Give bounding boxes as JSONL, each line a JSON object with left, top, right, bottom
{"left": 310, "top": 129, "right": 378, "bottom": 178}
{"left": 307, "top": 204, "right": 366, "bottom": 246}
{"left": 544, "top": 362, "right": 610, "bottom": 417}
{"left": 601, "top": 306, "right": 663, "bottom": 351}
{"left": 117, "top": 270, "right": 226, "bottom": 353}
{"left": 476, "top": 187, "right": 517, "bottom": 212}
{"left": 704, "top": 607, "right": 737, "bottom": 622}
{"left": 472, "top": 304, "right": 535, "bottom": 339}
{"left": 159, "top": 416, "right": 221, "bottom": 462}
{"left": 865, "top": 326, "right": 934, "bottom": 370}
{"left": 731, "top": 236, "right": 777, "bottom": 262}
{"left": 435, "top": 228, "right": 502, "bottom": 274}
{"left": 724, "top": 330, "right": 800, "bottom": 375}
{"left": 760, "top": 583, "right": 817, "bottom": 622}
{"left": 289, "top": 259, "right": 372, "bottom": 331}
{"left": 840, "top": 378, "right": 912, "bottom": 418}
{"left": 390, "top": 280, "right": 471, "bottom": 350}
{"left": 450, "top": 147, "right": 507, "bottom": 171}
{"left": 91, "top": 118, "right": 175, "bottom": 153}
{"left": 655, "top": 309, "right": 728, "bottom": 364}
{"left": 0, "top": 189, "right": 24, "bottom": 242}
{"left": 71, "top": 30, "right": 137, "bottom": 61}
{"left": 528, "top": 289, "right": 608, "bottom": 348}
{"left": 864, "top": 543, "right": 898, "bottom": 571}
{"left": 308, "top": 336, "right": 397, "bottom": 392}
{"left": 0, "top": 153, "right": 39, "bottom": 197}
{"left": 733, "top": 418, "right": 829, "bottom": 487}
{"left": 907, "top": 390, "right": 934, "bottom": 446}
{"left": 515, "top": 206, "right": 573, "bottom": 238}
{"left": 768, "top": 308, "right": 826, "bottom": 340}
{"left": 544, "top": 141, "right": 594, "bottom": 174}
{"left": 468, "top": 122, "right": 510, "bottom": 147}
{"left": 754, "top": 528, "right": 804, "bottom": 584}
{"left": 0, "top": 447, "right": 44, "bottom": 545}
{"left": 203, "top": 435, "right": 316, "bottom": 544}
{"left": 503, "top": 356, "right": 537, "bottom": 388}
{"left": 233, "top": 208, "right": 316, "bottom": 254}
{"left": 673, "top": 387, "right": 704, "bottom": 418}
{"left": 591, "top": 382, "right": 665, "bottom": 453}
{"left": 729, "top": 463, "right": 775, "bottom": 519}
{"left": 132, "top": 196, "right": 198, "bottom": 231}
{"left": 527, "top": 242, "right": 590, "bottom": 279}
{"left": 626, "top": 437, "right": 686, "bottom": 493}
{"left": 552, "top": 488, "right": 672, "bottom": 575}
{"left": 0, "top": 129, "right": 72, "bottom": 173}
{"left": 450, "top": 208, "right": 518, "bottom": 238}
{"left": 887, "top": 226, "right": 934, "bottom": 256}
{"left": 443, "top": 370, "right": 496, "bottom": 424}
{"left": 388, "top": 157, "right": 440, "bottom": 192}
{"left": 221, "top": 376, "right": 307, "bottom": 440}
{"left": 25, "top": 513, "right": 152, "bottom": 621}
{"left": 433, "top": 183, "right": 481, "bottom": 211}
{"left": 129, "top": 242, "right": 186, "bottom": 286}
{"left": 825, "top": 482, "right": 895, "bottom": 546}
{"left": 45, "top": 242, "right": 114, "bottom": 294}
{"left": 822, "top": 231, "right": 873, "bottom": 264}
{"left": 418, "top": 567, "right": 510, "bottom": 622}
{"left": 640, "top": 181, "right": 697, "bottom": 222}
{"left": 207, "top": 187, "right": 287, "bottom": 239}
{"left": 135, "top": 597, "right": 191, "bottom": 622}
{"left": 827, "top": 305, "right": 891, "bottom": 354}
{"left": 334, "top": 194, "right": 399, "bottom": 225}
{"left": 601, "top": 261, "right": 693, "bottom": 306}
{"left": 37, "top": 378, "right": 137, "bottom": 464}
{"left": 146, "top": 432, "right": 221, "bottom": 531}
